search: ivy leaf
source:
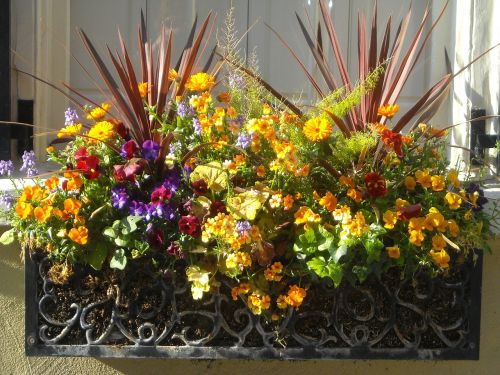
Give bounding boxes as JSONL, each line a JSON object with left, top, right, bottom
{"left": 364, "top": 237, "right": 384, "bottom": 264}
{"left": 352, "top": 265, "right": 370, "bottom": 283}
{"left": 87, "top": 242, "right": 108, "bottom": 270}
{"left": 0, "top": 228, "right": 15, "bottom": 245}
{"left": 114, "top": 236, "right": 130, "bottom": 247}
{"left": 227, "top": 190, "right": 269, "bottom": 220}
{"left": 121, "top": 216, "right": 142, "bottom": 235}
{"left": 103, "top": 227, "right": 117, "bottom": 238}
{"left": 329, "top": 244, "right": 348, "bottom": 263}
{"left": 307, "top": 256, "right": 328, "bottom": 278}
{"left": 190, "top": 161, "right": 229, "bottom": 192}
{"left": 326, "top": 263, "right": 344, "bottom": 287}
{"left": 110, "top": 248, "right": 127, "bottom": 270}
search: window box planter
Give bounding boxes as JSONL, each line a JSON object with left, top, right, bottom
{"left": 25, "top": 248, "right": 483, "bottom": 360}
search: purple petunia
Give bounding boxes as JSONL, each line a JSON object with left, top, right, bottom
{"left": 142, "top": 140, "right": 160, "bottom": 161}
{"left": 0, "top": 160, "right": 14, "bottom": 177}
{"left": 20, "top": 150, "right": 38, "bottom": 177}
{"left": 64, "top": 107, "right": 79, "bottom": 126}
{"left": 111, "top": 186, "right": 129, "bottom": 210}
{"left": 236, "top": 132, "right": 252, "bottom": 149}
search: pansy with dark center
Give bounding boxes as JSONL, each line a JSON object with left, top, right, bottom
{"left": 142, "top": 140, "right": 160, "bottom": 161}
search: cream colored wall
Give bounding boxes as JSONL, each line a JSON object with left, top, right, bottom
{"left": 0, "top": 226, "right": 498, "bottom": 375}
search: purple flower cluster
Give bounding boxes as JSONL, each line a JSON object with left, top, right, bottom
{"left": 236, "top": 132, "right": 252, "bottom": 149}
{"left": 20, "top": 150, "right": 38, "bottom": 177}
{"left": 192, "top": 118, "right": 202, "bottom": 136}
{"left": 228, "top": 73, "right": 244, "bottom": 89}
{"left": 142, "top": 140, "right": 160, "bottom": 161}
{"left": 64, "top": 107, "right": 79, "bottom": 126}
{"left": 111, "top": 186, "right": 129, "bottom": 209}
{"left": 0, "top": 192, "right": 14, "bottom": 210}
{"left": 0, "top": 160, "right": 14, "bottom": 177}
{"left": 236, "top": 220, "right": 252, "bottom": 236}
{"left": 177, "top": 103, "right": 194, "bottom": 119}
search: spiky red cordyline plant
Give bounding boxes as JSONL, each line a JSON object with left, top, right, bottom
{"left": 265, "top": 0, "right": 498, "bottom": 135}
{"left": 73, "top": 12, "right": 216, "bottom": 173}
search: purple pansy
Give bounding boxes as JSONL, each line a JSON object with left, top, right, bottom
{"left": 129, "top": 200, "right": 147, "bottom": 217}
{"left": 142, "top": 140, "right": 160, "bottom": 161}
{"left": 111, "top": 186, "right": 129, "bottom": 210}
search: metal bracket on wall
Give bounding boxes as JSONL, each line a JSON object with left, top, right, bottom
{"left": 470, "top": 108, "right": 500, "bottom": 175}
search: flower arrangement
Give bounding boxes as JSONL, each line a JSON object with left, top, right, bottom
{"left": 0, "top": 3, "right": 497, "bottom": 328}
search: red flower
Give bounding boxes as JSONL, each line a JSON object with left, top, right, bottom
{"left": 151, "top": 185, "right": 173, "bottom": 205}
{"left": 365, "top": 172, "right": 387, "bottom": 198}
{"left": 381, "top": 129, "right": 403, "bottom": 157}
{"left": 178, "top": 215, "right": 200, "bottom": 237}
{"left": 76, "top": 155, "right": 101, "bottom": 180}
{"left": 75, "top": 147, "right": 88, "bottom": 161}
{"left": 120, "top": 140, "right": 139, "bottom": 160}
{"left": 147, "top": 228, "right": 164, "bottom": 248}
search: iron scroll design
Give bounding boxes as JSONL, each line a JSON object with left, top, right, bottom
{"left": 25, "top": 248, "right": 483, "bottom": 360}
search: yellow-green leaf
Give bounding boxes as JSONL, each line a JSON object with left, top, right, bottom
{"left": 190, "top": 162, "right": 229, "bottom": 192}
{"left": 227, "top": 190, "right": 269, "bottom": 220}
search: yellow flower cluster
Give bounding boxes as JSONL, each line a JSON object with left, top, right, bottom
{"left": 202, "top": 213, "right": 240, "bottom": 250}
{"left": 294, "top": 206, "right": 321, "bottom": 226}
{"left": 264, "top": 262, "right": 283, "bottom": 282}
{"left": 277, "top": 285, "right": 307, "bottom": 310}
{"left": 185, "top": 72, "right": 215, "bottom": 92}
{"left": 87, "top": 121, "right": 115, "bottom": 143}
{"left": 225, "top": 251, "right": 252, "bottom": 270}
{"left": 247, "top": 292, "right": 271, "bottom": 315}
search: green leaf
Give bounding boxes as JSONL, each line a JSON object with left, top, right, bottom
{"left": 307, "top": 256, "right": 329, "bottom": 278}
{"left": 364, "top": 237, "right": 384, "bottom": 264}
{"left": 103, "top": 227, "right": 117, "bottom": 238}
{"left": 327, "top": 263, "right": 344, "bottom": 287}
{"left": 114, "top": 237, "right": 130, "bottom": 247}
{"left": 121, "top": 216, "right": 142, "bottom": 234}
{"left": 0, "top": 228, "right": 15, "bottom": 245}
{"left": 87, "top": 243, "right": 108, "bottom": 270}
{"left": 329, "top": 245, "right": 348, "bottom": 263}
{"left": 110, "top": 248, "right": 127, "bottom": 270}
{"left": 352, "top": 265, "right": 370, "bottom": 283}
{"left": 190, "top": 161, "right": 229, "bottom": 192}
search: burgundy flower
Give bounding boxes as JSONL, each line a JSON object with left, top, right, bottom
{"left": 77, "top": 155, "right": 101, "bottom": 180}
{"left": 151, "top": 185, "right": 173, "bottom": 205}
{"left": 191, "top": 179, "right": 208, "bottom": 195}
{"left": 210, "top": 200, "right": 227, "bottom": 216}
{"left": 120, "top": 140, "right": 139, "bottom": 160}
{"left": 115, "top": 121, "right": 130, "bottom": 140}
{"left": 178, "top": 215, "right": 200, "bottom": 237}
{"left": 398, "top": 204, "right": 422, "bottom": 221}
{"left": 166, "top": 242, "right": 183, "bottom": 258}
{"left": 147, "top": 228, "right": 165, "bottom": 248}
{"left": 113, "top": 165, "right": 134, "bottom": 182}
{"left": 364, "top": 172, "right": 387, "bottom": 198}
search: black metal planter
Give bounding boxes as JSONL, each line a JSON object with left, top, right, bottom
{"left": 25, "top": 248, "right": 483, "bottom": 360}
